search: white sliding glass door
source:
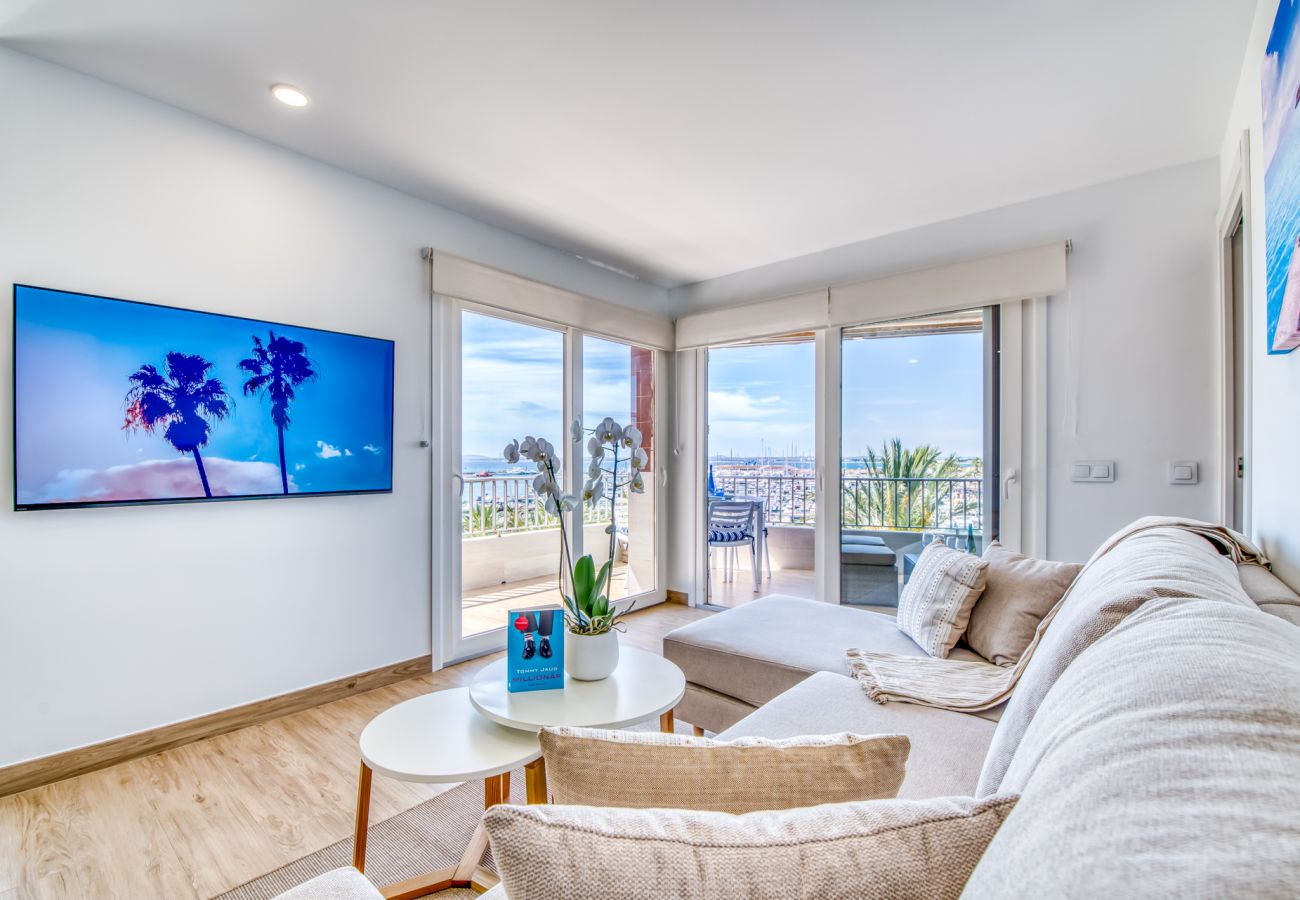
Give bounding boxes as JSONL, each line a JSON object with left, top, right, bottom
{"left": 839, "top": 308, "right": 999, "bottom": 608}
{"left": 438, "top": 300, "right": 664, "bottom": 664}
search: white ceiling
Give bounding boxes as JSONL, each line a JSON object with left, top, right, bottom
{"left": 0, "top": 0, "right": 1255, "bottom": 288}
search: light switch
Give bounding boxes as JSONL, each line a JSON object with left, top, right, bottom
{"left": 1070, "top": 461, "right": 1116, "bottom": 482}
{"left": 1169, "top": 461, "right": 1199, "bottom": 485}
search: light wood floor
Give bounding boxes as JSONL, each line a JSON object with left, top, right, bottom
{"left": 705, "top": 566, "right": 815, "bottom": 608}
{"left": 0, "top": 603, "right": 710, "bottom": 900}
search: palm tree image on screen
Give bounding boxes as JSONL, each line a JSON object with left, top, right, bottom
{"left": 239, "top": 332, "right": 319, "bottom": 494}
{"left": 123, "top": 352, "right": 233, "bottom": 498}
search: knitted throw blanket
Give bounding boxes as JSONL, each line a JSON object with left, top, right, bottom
{"left": 846, "top": 517, "right": 1269, "bottom": 711}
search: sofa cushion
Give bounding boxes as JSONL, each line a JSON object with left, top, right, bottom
{"left": 963, "top": 598, "right": 1300, "bottom": 898}
{"left": 976, "top": 527, "right": 1255, "bottom": 795}
{"left": 272, "top": 868, "right": 381, "bottom": 900}
{"left": 897, "top": 543, "right": 988, "bottom": 658}
{"left": 964, "top": 542, "right": 1081, "bottom": 667}
{"left": 842, "top": 533, "right": 888, "bottom": 547}
{"left": 540, "top": 725, "right": 909, "bottom": 813}
{"left": 663, "top": 595, "right": 986, "bottom": 710}
{"left": 1238, "top": 562, "right": 1300, "bottom": 627}
{"left": 841, "top": 543, "right": 897, "bottom": 566}
{"left": 485, "top": 794, "right": 1018, "bottom": 900}
{"left": 720, "top": 671, "right": 999, "bottom": 799}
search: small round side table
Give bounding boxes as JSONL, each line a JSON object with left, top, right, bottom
{"left": 352, "top": 687, "right": 543, "bottom": 896}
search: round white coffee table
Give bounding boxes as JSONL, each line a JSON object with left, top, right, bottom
{"left": 468, "top": 645, "right": 687, "bottom": 733}
{"left": 351, "top": 688, "right": 545, "bottom": 896}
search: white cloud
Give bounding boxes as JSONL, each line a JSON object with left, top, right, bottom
{"left": 295, "top": 463, "right": 306, "bottom": 471}
{"left": 344, "top": 449, "right": 353, "bottom": 457}
{"left": 33, "top": 458, "right": 292, "bottom": 503}
{"left": 316, "top": 441, "right": 342, "bottom": 459}
{"left": 363, "top": 444, "right": 382, "bottom": 455}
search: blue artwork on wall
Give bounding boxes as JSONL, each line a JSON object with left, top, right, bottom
{"left": 13, "top": 285, "right": 394, "bottom": 510}
{"left": 1262, "top": 0, "right": 1300, "bottom": 354}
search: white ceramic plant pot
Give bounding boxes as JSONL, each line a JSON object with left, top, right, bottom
{"left": 565, "top": 630, "right": 620, "bottom": 681}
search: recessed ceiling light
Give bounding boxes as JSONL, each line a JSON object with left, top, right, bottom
{"left": 270, "top": 84, "right": 310, "bottom": 108}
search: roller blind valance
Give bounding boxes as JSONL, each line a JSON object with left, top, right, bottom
{"left": 829, "top": 243, "right": 1067, "bottom": 327}
{"left": 673, "top": 289, "right": 827, "bottom": 349}
{"left": 428, "top": 250, "right": 674, "bottom": 350}
{"left": 673, "top": 242, "right": 1067, "bottom": 349}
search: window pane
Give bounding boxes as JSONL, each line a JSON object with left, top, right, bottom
{"left": 583, "top": 335, "right": 656, "bottom": 600}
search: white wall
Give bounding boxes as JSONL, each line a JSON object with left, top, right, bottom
{"left": 1220, "top": 0, "right": 1300, "bottom": 589}
{"left": 0, "top": 48, "right": 667, "bottom": 767}
{"left": 671, "top": 160, "right": 1223, "bottom": 564}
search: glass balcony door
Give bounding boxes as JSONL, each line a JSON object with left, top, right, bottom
{"left": 703, "top": 336, "right": 816, "bottom": 608}
{"left": 455, "top": 308, "right": 567, "bottom": 657}
{"left": 438, "top": 300, "right": 664, "bottom": 664}
{"left": 839, "top": 309, "right": 998, "bottom": 610}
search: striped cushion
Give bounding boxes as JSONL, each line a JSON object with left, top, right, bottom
{"left": 709, "top": 528, "right": 752, "bottom": 543}
{"left": 897, "top": 542, "right": 988, "bottom": 658}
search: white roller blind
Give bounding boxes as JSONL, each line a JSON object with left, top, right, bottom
{"left": 829, "top": 243, "right": 1067, "bottom": 327}
{"left": 673, "top": 242, "right": 1067, "bottom": 349}
{"left": 674, "top": 289, "right": 828, "bottom": 349}
{"left": 428, "top": 250, "right": 674, "bottom": 350}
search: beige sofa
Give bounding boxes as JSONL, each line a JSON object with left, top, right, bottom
{"left": 294, "top": 522, "right": 1300, "bottom": 897}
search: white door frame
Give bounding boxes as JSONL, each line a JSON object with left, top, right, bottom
{"left": 436, "top": 298, "right": 667, "bottom": 664}
{"left": 1217, "top": 130, "right": 1252, "bottom": 534}
{"left": 814, "top": 327, "right": 841, "bottom": 604}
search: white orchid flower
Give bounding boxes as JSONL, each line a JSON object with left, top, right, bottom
{"left": 534, "top": 438, "right": 555, "bottom": 463}
{"left": 630, "top": 471, "right": 645, "bottom": 493}
{"left": 543, "top": 492, "right": 561, "bottom": 517}
{"left": 587, "top": 458, "right": 602, "bottom": 479}
{"left": 586, "top": 435, "right": 604, "bottom": 460}
{"left": 621, "top": 426, "right": 642, "bottom": 450}
{"left": 582, "top": 477, "right": 606, "bottom": 504}
{"left": 533, "top": 471, "right": 555, "bottom": 495}
{"left": 503, "top": 440, "right": 520, "bottom": 464}
{"left": 630, "top": 447, "right": 649, "bottom": 470}
{"left": 596, "top": 417, "right": 622, "bottom": 444}
{"left": 570, "top": 419, "right": 583, "bottom": 443}
{"left": 519, "top": 436, "right": 538, "bottom": 460}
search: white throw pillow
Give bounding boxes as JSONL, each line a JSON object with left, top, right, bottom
{"left": 897, "top": 542, "right": 988, "bottom": 658}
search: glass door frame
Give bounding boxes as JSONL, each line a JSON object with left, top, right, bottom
{"left": 435, "top": 295, "right": 667, "bottom": 665}
{"left": 690, "top": 308, "right": 1024, "bottom": 609}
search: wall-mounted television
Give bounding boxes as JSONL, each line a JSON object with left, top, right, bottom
{"left": 13, "top": 285, "right": 395, "bottom": 511}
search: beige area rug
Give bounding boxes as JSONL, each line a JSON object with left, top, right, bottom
{"left": 216, "top": 770, "right": 525, "bottom": 900}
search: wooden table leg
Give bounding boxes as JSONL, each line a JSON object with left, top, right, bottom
{"left": 659, "top": 709, "right": 675, "bottom": 733}
{"left": 353, "top": 761, "right": 373, "bottom": 872}
{"left": 525, "top": 757, "right": 547, "bottom": 804}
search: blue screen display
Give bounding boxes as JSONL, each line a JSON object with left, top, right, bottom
{"left": 13, "top": 285, "right": 394, "bottom": 509}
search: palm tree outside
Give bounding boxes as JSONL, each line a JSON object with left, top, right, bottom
{"left": 843, "top": 437, "right": 971, "bottom": 530}
{"left": 123, "top": 352, "right": 233, "bottom": 498}
{"left": 239, "top": 332, "right": 318, "bottom": 494}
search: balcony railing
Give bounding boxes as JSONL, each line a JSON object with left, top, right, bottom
{"left": 462, "top": 475, "right": 620, "bottom": 539}
{"left": 713, "top": 473, "right": 983, "bottom": 531}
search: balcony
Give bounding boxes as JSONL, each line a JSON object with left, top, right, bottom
{"left": 711, "top": 472, "right": 984, "bottom": 572}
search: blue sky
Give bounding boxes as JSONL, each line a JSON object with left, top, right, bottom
{"left": 459, "top": 309, "right": 984, "bottom": 465}
{"left": 15, "top": 287, "right": 393, "bottom": 503}
{"left": 461, "top": 311, "right": 638, "bottom": 464}
{"left": 708, "top": 332, "right": 984, "bottom": 460}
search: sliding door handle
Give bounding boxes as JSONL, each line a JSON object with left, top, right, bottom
{"left": 452, "top": 472, "right": 464, "bottom": 497}
{"left": 1003, "top": 468, "right": 1019, "bottom": 500}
